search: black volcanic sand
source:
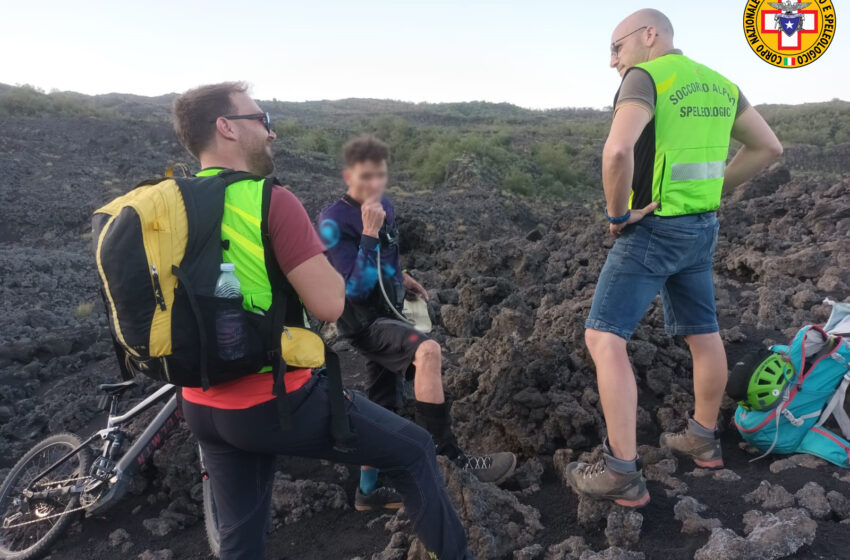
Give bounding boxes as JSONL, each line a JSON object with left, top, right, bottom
{"left": 1, "top": 115, "right": 849, "bottom": 559}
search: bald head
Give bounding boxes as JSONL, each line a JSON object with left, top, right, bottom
{"left": 614, "top": 9, "right": 673, "bottom": 40}
{"left": 610, "top": 9, "right": 676, "bottom": 76}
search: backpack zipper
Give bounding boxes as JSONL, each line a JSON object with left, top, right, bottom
{"left": 151, "top": 264, "right": 167, "bottom": 311}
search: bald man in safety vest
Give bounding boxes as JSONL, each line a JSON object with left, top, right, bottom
{"left": 565, "top": 9, "right": 783, "bottom": 507}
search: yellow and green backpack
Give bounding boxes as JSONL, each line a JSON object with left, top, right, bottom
{"left": 92, "top": 168, "right": 357, "bottom": 448}
{"left": 93, "top": 168, "right": 301, "bottom": 389}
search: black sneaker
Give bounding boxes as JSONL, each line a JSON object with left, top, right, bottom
{"left": 354, "top": 485, "right": 403, "bottom": 511}
{"left": 456, "top": 452, "right": 517, "bottom": 484}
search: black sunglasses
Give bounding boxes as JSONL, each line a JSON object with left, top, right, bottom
{"left": 215, "top": 111, "right": 272, "bottom": 133}
{"left": 611, "top": 26, "right": 648, "bottom": 56}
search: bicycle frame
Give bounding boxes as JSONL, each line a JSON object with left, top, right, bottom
{"left": 21, "top": 383, "right": 182, "bottom": 517}
{"left": 87, "top": 384, "right": 182, "bottom": 516}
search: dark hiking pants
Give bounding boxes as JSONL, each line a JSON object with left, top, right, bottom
{"left": 182, "top": 374, "right": 470, "bottom": 560}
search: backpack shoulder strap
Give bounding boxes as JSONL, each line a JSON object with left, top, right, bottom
{"left": 260, "top": 178, "right": 286, "bottom": 286}
{"left": 815, "top": 339, "right": 850, "bottom": 440}
{"left": 260, "top": 179, "right": 357, "bottom": 448}
{"left": 260, "top": 178, "right": 302, "bottom": 305}
{"left": 261, "top": 177, "right": 298, "bottom": 430}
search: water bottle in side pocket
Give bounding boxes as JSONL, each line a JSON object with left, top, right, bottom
{"left": 214, "top": 263, "right": 247, "bottom": 361}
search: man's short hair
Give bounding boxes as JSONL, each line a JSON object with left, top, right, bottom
{"left": 343, "top": 135, "right": 389, "bottom": 168}
{"left": 173, "top": 81, "right": 248, "bottom": 158}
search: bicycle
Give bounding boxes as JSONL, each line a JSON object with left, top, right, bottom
{"left": 0, "top": 379, "right": 221, "bottom": 560}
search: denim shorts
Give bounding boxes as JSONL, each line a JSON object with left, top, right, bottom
{"left": 585, "top": 212, "right": 720, "bottom": 340}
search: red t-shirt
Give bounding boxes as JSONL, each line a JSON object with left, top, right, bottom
{"left": 182, "top": 186, "right": 326, "bottom": 409}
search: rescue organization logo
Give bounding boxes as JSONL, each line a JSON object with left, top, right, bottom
{"left": 743, "top": 0, "right": 836, "bottom": 67}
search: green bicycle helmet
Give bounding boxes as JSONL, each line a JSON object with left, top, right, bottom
{"left": 727, "top": 349, "right": 795, "bottom": 411}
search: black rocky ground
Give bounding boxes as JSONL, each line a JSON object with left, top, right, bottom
{"left": 0, "top": 115, "right": 849, "bottom": 560}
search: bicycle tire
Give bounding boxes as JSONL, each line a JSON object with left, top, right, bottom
{"left": 202, "top": 475, "right": 221, "bottom": 558}
{"left": 0, "top": 433, "right": 91, "bottom": 560}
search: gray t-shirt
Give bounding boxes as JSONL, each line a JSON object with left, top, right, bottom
{"left": 615, "top": 50, "right": 750, "bottom": 118}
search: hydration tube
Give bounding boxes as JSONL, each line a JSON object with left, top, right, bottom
{"left": 376, "top": 245, "right": 414, "bottom": 325}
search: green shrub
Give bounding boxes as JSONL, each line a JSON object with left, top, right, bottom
{"left": 296, "top": 129, "right": 333, "bottom": 154}
{"left": 503, "top": 168, "right": 534, "bottom": 195}
{"left": 759, "top": 100, "right": 850, "bottom": 145}
{"left": 0, "top": 85, "right": 113, "bottom": 118}
{"left": 274, "top": 118, "right": 306, "bottom": 138}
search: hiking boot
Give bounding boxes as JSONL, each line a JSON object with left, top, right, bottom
{"left": 564, "top": 452, "right": 650, "bottom": 508}
{"left": 354, "top": 485, "right": 403, "bottom": 511}
{"left": 456, "top": 451, "right": 517, "bottom": 484}
{"left": 659, "top": 418, "right": 724, "bottom": 468}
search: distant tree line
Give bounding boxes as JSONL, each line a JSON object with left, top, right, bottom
{"left": 274, "top": 113, "right": 608, "bottom": 200}
{"left": 0, "top": 84, "right": 114, "bottom": 118}
{"left": 1, "top": 84, "right": 847, "bottom": 201}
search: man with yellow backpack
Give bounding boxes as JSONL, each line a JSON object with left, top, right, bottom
{"left": 93, "top": 82, "right": 469, "bottom": 559}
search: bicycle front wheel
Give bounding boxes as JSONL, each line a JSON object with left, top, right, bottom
{"left": 0, "top": 433, "right": 91, "bottom": 560}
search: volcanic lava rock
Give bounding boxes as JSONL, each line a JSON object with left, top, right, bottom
{"left": 552, "top": 448, "right": 575, "bottom": 487}
{"left": 394, "top": 456, "right": 543, "bottom": 559}
{"left": 437, "top": 456, "right": 542, "bottom": 558}
{"left": 514, "top": 544, "right": 545, "bottom": 559}
{"left": 545, "top": 536, "right": 591, "bottom": 560}
{"left": 641, "top": 450, "right": 687, "bottom": 497}
{"left": 137, "top": 550, "right": 173, "bottom": 560}
{"left": 370, "top": 532, "right": 411, "bottom": 560}
{"left": 794, "top": 481, "right": 831, "bottom": 519}
{"left": 3, "top": 106, "right": 850, "bottom": 560}
{"left": 827, "top": 490, "right": 850, "bottom": 520}
{"left": 142, "top": 516, "right": 178, "bottom": 537}
{"left": 604, "top": 507, "right": 643, "bottom": 549}
{"left": 151, "top": 425, "right": 199, "bottom": 500}
{"left": 744, "top": 481, "right": 796, "bottom": 510}
{"left": 579, "top": 548, "right": 645, "bottom": 560}
{"left": 270, "top": 472, "right": 349, "bottom": 525}
{"left": 108, "top": 528, "right": 133, "bottom": 553}
{"left": 513, "top": 457, "right": 545, "bottom": 494}
{"left": 694, "top": 508, "right": 816, "bottom": 560}
{"left": 673, "top": 496, "right": 722, "bottom": 534}
{"left": 769, "top": 454, "right": 827, "bottom": 473}
{"left": 687, "top": 468, "right": 741, "bottom": 482}
{"left": 443, "top": 154, "right": 501, "bottom": 190}
{"left": 729, "top": 164, "right": 791, "bottom": 203}
{"left": 451, "top": 306, "right": 603, "bottom": 456}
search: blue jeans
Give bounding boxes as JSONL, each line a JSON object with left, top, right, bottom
{"left": 585, "top": 212, "right": 720, "bottom": 341}
{"left": 183, "top": 375, "right": 469, "bottom": 560}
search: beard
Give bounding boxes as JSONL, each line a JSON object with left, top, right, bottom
{"left": 247, "top": 140, "right": 275, "bottom": 177}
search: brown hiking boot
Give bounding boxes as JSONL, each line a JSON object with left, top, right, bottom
{"left": 659, "top": 418, "right": 724, "bottom": 468}
{"left": 563, "top": 451, "right": 650, "bottom": 508}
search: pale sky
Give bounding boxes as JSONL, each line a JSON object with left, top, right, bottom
{"left": 2, "top": 0, "right": 846, "bottom": 109}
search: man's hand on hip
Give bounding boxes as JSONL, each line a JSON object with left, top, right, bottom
{"left": 610, "top": 202, "right": 658, "bottom": 236}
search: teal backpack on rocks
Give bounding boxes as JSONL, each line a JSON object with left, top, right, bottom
{"left": 733, "top": 300, "right": 850, "bottom": 467}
